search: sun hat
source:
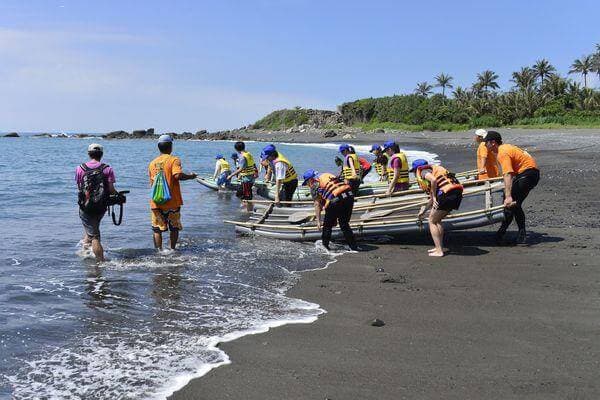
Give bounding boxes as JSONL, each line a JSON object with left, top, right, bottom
{"left": 369, "top": 144, "right": 382, "bottom": 153}
{"left": 158, "top": 134, "right": 173, "bottom": 143}
{"left": 409, "top": 159, "right": 429, "bottom": 172}
{"left": 475, "top": 128, "right": 488, "bottom": 138}
{"left": 87, "top": 143, "right": 103, "bottom": 152}
{"left": 338, "top": 144, "right": 351, "bottom": 153}
{"left": 301, "top": 169, "right": 319, "bottom": 186}
{"left": 382, "top": 140, "right": 396, "bottom": 150}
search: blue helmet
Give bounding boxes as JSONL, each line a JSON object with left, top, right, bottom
{"left": 231, "top": 153, "right": 239, "bottom": 159}
{"left": 369, "top": 144, "right": 382, "bottom": 153}
{"left": 382, "top": 140, "right": 396, "bottom": 150}
{"left": 261, "top": 144, "right": 277, "bottom": 158}
{"left": 215, "top": 154, "right": 224, "bottom": 160}
{"left": 338, "top": 144, "right": 351, "bottom": 153}
{"left": 301, "top": 169, "right": 319, "bottom": 186}
{"left": 410, "top": 159, "right": 429, "bottom": 172}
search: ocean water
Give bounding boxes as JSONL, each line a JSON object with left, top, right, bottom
{"left": 0, "top": 137, "right": 437, "bottom": 399}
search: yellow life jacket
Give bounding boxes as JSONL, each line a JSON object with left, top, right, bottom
{"left": 387, "top": 152, "right": 409, "bottom": 184}
{"left": 240, "top": 151, "right": 257, "bottom": 177}
{"left": 217, "top": 158, "right": 231, "bottom": 172}
{"left": 374, "top": 153, "right": 389, "bottom": 178}
{"left": 416, "top": 165, "right": 463, "bottom": 195}
{"left": 273, "top": 153, "right": 297, "bottom": 183}
{"left": 342, "top": 153, "right": 360, "bottom": 180}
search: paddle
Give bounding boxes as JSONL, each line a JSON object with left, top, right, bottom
{"left": 288, "top": 211, "right": 314, "bottom": 223}
{"left": 360, "top": 200, "right": 430, "bottom": 221}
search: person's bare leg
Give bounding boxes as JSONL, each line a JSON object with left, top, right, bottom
{"left": 153, "top": 232, "right": 163, "bottom": 249}
{"left": 429, "top": 210, "right": 448, "bottom": 257}
{"left": 82, "top": 233, "right": 91, "bottom": 249}
{"left": 91, "top": 238, "right": 105, "bottom": 262}
{"left": 170, "top": 230, "right": 179, "bottom": 249}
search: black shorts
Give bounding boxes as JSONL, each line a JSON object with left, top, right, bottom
{"left": 436, "top": 189, "right": 462, "bottom": 211}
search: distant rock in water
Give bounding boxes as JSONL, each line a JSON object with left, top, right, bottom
{"left": 72, "top": 133, "right": 94, "bottom": 138}
{"left": 104, "top": 130, "right": 130, "bottom": 139}
{"left": 34, "top": 133, "right": 53, "bottom": 138}
{"left": 3, "top": 132, "right": 19, "bottom": 137}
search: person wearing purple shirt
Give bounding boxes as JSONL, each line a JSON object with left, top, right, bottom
{"left": 75, "top": 143, "right": 117, "bottom": 262}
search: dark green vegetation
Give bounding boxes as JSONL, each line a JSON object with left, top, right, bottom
{"left": 252, "top": 108, "right": 310, "bottom": 130}
{"left": 253, "top": 44, "right": 600, "bottom": 131}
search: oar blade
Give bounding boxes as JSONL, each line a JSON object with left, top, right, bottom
{"left": 360, "top": 209, "right": 392, "bottom": 220}
{"left": 288, "top": 212, "right": 313, "bottom": 223}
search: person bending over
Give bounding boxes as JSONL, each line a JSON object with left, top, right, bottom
{"left": 302, "top": 169, "right": 358, "bottom": 251}
{"left": 413, "top": 159, "right": 464, "bottom": 257}
{"left": 484, "top": 131, "right": 540, "bottom": 244}
{"left": 262, "top": 145, "right": 298, "bottom": 205}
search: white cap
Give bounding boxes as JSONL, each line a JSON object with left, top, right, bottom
{"left": 88, "top": 143, "right": 103, "bottom": 152}
{"left": 158, "top": 134, "right": 173, "bottom": 143}
{"left": 475, "top": 129, "right": 488, "bottom": 138}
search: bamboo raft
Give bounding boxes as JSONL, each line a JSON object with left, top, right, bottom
{"left": 225, "top": 179, "right": 506, "bottom": 241}
{"left": 198, "top": 169, "right": 480, "bottom": 200}
{"left": 254, "top": 169, "right": 479, "bottom": 200}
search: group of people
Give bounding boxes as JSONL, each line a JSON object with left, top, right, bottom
{"left": 76, "top": 129, "right": 540, "bottom": 262}
{"left": 76, "top": 135, "right": 197, "bottom": 261}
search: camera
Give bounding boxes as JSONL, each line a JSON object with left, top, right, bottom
{"left": 108, "top": 190, "right": 129, "bottom": 206}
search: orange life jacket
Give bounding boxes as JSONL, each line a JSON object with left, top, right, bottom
{"left": 315, "top": 172, "right": 352, "bottom": 208}
{"left": 416, "top": 165, "right": 463, "bottom": 195}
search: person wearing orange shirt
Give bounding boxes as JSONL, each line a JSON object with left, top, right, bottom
{"left": 474, "top": 129, "right": 499, "bottom": 180}
{"left": 148, "top": 135, "right": 197, "bottom": 250}
{"left": 484, "top": 131, "right": 540, "bottom": 244}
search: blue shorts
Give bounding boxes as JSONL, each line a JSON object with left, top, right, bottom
{"left": 216, "top": 171, "right": 231, "bottom": 186}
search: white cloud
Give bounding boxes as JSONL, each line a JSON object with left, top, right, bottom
{"left": 0, "top": 28, "right": 331, "bottom": 132}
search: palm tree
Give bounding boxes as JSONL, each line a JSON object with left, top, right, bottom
{"left": 414, "top": 82, "right": 433, "bottom": 97}
{"left": 434, "top": 73, "right": 453, "bottom": 97}
{"left": 542, "top": 74, "right": 568, "bottom": 98}
{"left": 475, "top": 70, "right": 500, "bottom": 93}
{"left": 593, "top": 44, "right": 600, "bottom": 84}
{"left": 511, "top": 67, "right": 536, "bottom": 92}
{"left": 532, "top": 59, "right": 556, "bottom": 86}
{"left": 569, "top": 55, "right": 594, "bottom": 88}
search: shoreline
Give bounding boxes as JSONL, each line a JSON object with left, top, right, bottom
{"left": 169, "top": 129, "right": 600, "bottom": 399}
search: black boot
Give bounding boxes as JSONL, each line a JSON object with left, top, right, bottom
{"left": 322, "top": 227, "right": 332, "bottom": 250}
{"left": 496, "top": 221, "right": 509, "bottom": 243}
{"left": 516, "top": 229, "right": 527, "bottom": 244}
{"left": 342, "top": 228, "right": 359, "bottom": 251}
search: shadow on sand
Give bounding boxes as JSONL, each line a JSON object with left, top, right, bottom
{"left": 361, "top": 230, "right": 564, "bottom": 256}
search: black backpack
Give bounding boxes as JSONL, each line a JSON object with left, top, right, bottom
{"left": 78, "top": 164, "right": 109, "bottom": 214}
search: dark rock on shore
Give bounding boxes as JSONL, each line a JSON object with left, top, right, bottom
{"left": 3, "top": 132, "right": 20, "bottom": 137}
{"left": 103, "top": 129, "right": 157, "bottom": 140}
{"left": 323, "top": 130, "right": 337, "bottom": 138}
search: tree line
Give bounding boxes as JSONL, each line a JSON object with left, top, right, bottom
{"left": 339, "top": 43, "right": 600, "bottom": 130}
{"left": 252, "top": 44, "right": 600, "bottom": 131}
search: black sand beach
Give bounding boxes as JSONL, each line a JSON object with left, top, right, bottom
{"left": 170, "top": 130, "right": 600, "bottom": 399}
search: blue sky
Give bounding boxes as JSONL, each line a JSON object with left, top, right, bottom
{"left": 0, "top": 0, "right": 598, "bottom": 132}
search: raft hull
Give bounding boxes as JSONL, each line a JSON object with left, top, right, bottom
{"left": 232, "top": 208, "right": 505, "bottom": 241}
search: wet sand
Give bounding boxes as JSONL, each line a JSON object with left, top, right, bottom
{"left": 170, "top": 129, "right": 600, "bottom": 399}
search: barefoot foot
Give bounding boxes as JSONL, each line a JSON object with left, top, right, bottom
{"left": 428, "top": 250, "right": 444, "bottom": 257}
